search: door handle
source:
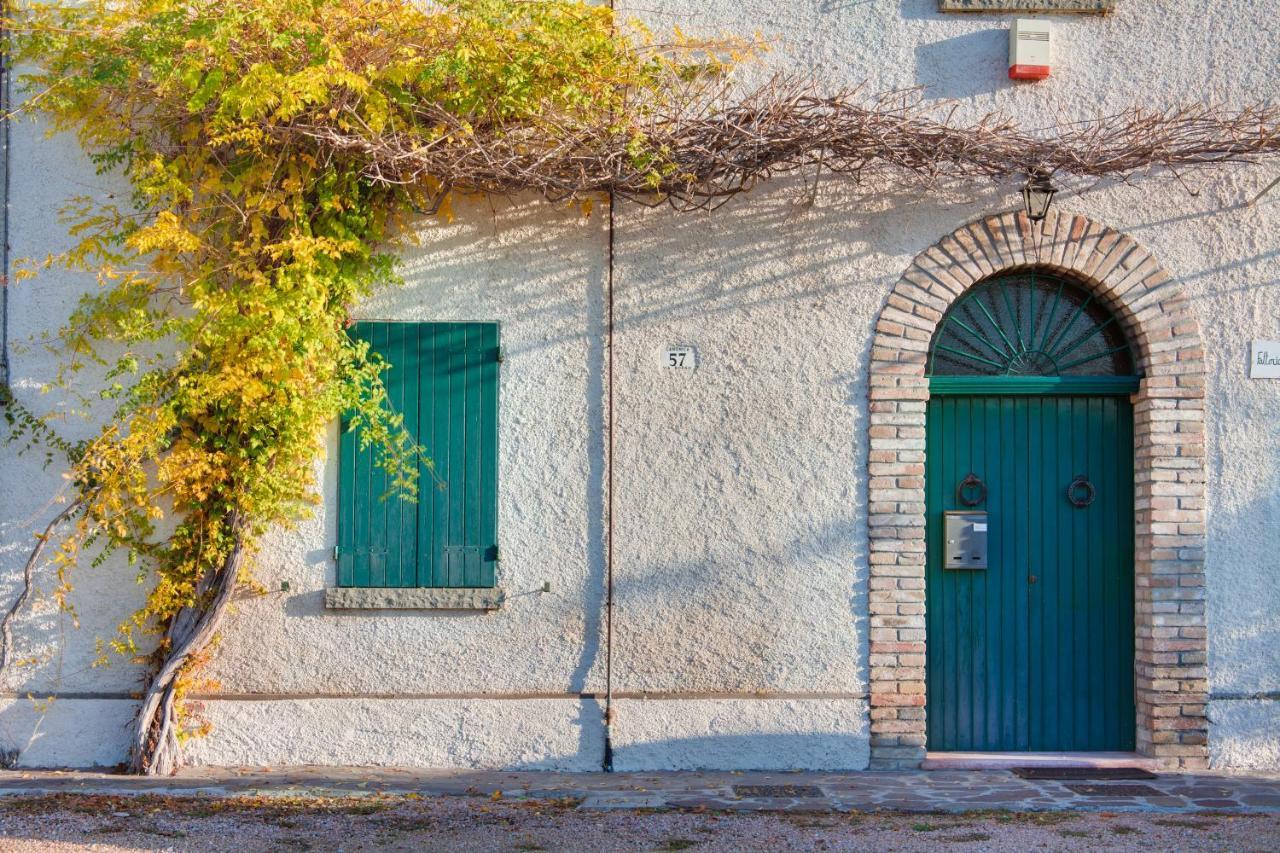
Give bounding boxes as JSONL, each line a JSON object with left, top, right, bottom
{"left": 1028, "top": 574, "right": 1038, "bottom": 584}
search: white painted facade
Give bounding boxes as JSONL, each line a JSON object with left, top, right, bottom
{"left": 1, "top": 1, "right": 1278, "bottom": 771}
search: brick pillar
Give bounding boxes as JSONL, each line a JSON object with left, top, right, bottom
{"left": 866, "top": 348, "right": 930, "bottom": 768}
{"left": 1132, "top": 380, "right": 1210, "bottom": 770}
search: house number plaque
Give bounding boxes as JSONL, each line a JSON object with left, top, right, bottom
{"left": 663, "top": 346, "right": 697, "bottom": 369}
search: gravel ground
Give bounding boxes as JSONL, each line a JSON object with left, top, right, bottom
{"left": 1, "top": 794, "right": 1277, "bottom": 851}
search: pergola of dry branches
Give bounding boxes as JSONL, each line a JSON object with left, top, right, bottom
{"left": 287, "top": 80, "right": 1280, "bottom": 212}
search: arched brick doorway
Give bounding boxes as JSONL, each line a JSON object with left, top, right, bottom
{"left": 866, "top": 211, "right": 1209, "bottom": 771}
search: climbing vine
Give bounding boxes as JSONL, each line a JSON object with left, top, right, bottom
{"left": 2, "top": 0, "right": 1278, "bottom": 776}
{"left": 1, "top": 0, "right": 737, "bottom": 774}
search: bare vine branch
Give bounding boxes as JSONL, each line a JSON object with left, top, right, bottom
{"left": 288, "top": 80, "right": 1280, "bottom": 209}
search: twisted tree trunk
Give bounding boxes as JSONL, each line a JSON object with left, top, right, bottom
{"left": 128, "top": 512, "right": 245, "bottom": 775}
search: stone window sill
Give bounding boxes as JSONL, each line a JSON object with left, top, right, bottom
{"left": 324, "top": 587, "right": 504, "bottom": 611}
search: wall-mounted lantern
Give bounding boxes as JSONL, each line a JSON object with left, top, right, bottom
{"left": 1022, "top": 173, "right": 1057, "bottom": 221}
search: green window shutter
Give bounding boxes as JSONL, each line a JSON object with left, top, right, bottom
{"left": 338, "top": 321, "right": 499, "bottom": 588}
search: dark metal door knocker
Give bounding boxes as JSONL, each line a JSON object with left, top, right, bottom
{"left": 957, "top": 473, "right": 987, "bottom": 507}
{"left": 1067, "top": 475, "right": 1096, "bottom": 508}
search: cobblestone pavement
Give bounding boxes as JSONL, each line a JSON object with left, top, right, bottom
{"left": 3, "top": 794, "right": 1279, "bottom": 852}
{"left": 0, "top": 767, "right": 1278, "bottom": 814}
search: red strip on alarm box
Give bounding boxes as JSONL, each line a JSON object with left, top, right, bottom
{"left": 1009, "top": 64, "right": 1051, "bottom": 80}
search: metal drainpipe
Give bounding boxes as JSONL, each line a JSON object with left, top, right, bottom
{"left": 0, "top": 0, "right": 10, "bottom": 393}
{"left": 601, "top": 0, "right": 617, "bottom": 774}
{"left": 603, "top": 190, "right": 616, "bottom": 772}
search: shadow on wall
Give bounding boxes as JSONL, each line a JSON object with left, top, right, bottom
{"left": 607, "top": 517, "right": 870, "bottom": 692}
{"left": 607, "top": 732, "right": 870, "bottom": 772}
{"left": 1206, "top": 422, "right": 1280, "bottom": 692}
{"left": 400, "top": 180, "right": 1011, "bottom": 358}
{"left": 914, "top": 29, "right": 1013, "bottom": 101}
{"left": 1206, "top": 421, "right": 1280, "bottom": 770}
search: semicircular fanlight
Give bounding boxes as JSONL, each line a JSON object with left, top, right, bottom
{"left": 927, "top": 270, "right": 1137, "bottom": 377}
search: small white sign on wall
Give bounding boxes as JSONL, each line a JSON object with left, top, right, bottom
{"left": 1250, "top": 340, "right": 1280, "bottom": 378}
{"left": 663, "top": 346, "right": 697, "bottom": 369}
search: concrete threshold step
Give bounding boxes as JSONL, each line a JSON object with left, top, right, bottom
{"left": 922, "top": 751, "right": 1159, "bottom": 771}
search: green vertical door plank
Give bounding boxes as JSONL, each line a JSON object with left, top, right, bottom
{"left": 337, "top": 389, "right": 356, "bottom": 587}
{"left": 973, "top": 397, "right": 992, "bottom": 748}
{"left": 480, "top": 323, "right": 499, "bottom": 587}
{"left": 1012, "top": 396, "right": 1033, "bottom": 750}
{"left": 446, "top": 323, "right": 466, "bottom": 587}
{"left": 1087, "top": 396, "right": 1105, "bottom": 748}
{"left": 1099, "top": 398, "right": 1116, "bottom": 748}
{"left": 956, "top": 396, "right": 974, "bottom": 749}
{"left": 429, "top": 323, "right": 446, "bottom": 588}
{"left": 1025, "top": 396, "right": 1044, "bottom": 749}
{"left": 382, "top": 323, "right": 406, "bottom": 588}
{"left": 925, "top": 396, "right": 948, "bottom": 749}
{"left": 1071, "top": 395, "right": 1090, "bottom": 748}
{"left": 1055, "top": 396, "right": 1075, "bottom": 748}
{"left": 463, "top": 323, "right": 483, "bottom": 586}
{"left": 1119, "top": 399, "right": 1137, "bottom": 750}
{"left": 980, "top": 396, "right": 1000, "bottom": 749}
{"left": 398, "top": 323, "right": 420, "bottom": 588}
{"left": 925, "top": 398, "right": 939, "bottom": 748}
{"left": 1013, "top": 394, "right": 1034, "bottom": 747}
{"left": 414, "top": 323, "right": 433, "bottom": 588}
{"left": 352, "top": 323, "right": 372, "bottom": 588}
{"left": 369, "top": 322, "right": 390, "bottom": 588}
{"left": 925, "top": 397, "right": 938, "bottom": 748}
{"left": 941, "top": 397, "right": 960, "bottom": 748}
{"left": 1100, "top": 394, "right": 1121, "bottom": 747}
{"left": 943, "top": 396, "right": 959, "bottom": 749}
{"left": 431, "top": 324, "right": 451, "bottom": 587}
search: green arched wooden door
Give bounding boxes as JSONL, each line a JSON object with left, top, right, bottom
{"left": 925, "top": 271, "right": 1138, "bottom": 752}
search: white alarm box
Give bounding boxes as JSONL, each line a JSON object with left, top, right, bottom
{"left": 1009, "top": 18, "right": 1052, "bottom": 81}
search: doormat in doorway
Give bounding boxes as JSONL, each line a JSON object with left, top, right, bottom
{"left": 1063, "top": 783, "right": 1164, "bottom": 797}
{"left": 732, "top": 785, "right": 825, "bottom": 798}
{"left": 1012, "top": 766, "right": 1157, "bottom": 780}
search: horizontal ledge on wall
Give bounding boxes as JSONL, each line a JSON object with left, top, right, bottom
{"left": 937, "top": 0, "right": 1114, "bottom": 13}
{"left": 181, "top": 692, "right": 870, "bottom": 702}
{"left": 324, "top": 587, "right": 504, "bottom": 611}
{"left": 928, "top": 376, "right": 1142, "bottom": 396}
{"left": 1, "top": 691, "right": 870, "bottom": 702}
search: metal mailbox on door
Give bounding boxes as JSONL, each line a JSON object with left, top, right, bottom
{"left": 944, "top": 510, "right": 989, "bottom": 570}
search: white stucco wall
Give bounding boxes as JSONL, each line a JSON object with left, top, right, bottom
{"left": 1, "top": 0, "right": 1277, "bottom": 771}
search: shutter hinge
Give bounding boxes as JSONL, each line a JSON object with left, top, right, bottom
{"left": 496, "top": 346, "right": 504, "bottom": 364}
{"left": 332, "top": 545, "right": 341, "bottom": 561}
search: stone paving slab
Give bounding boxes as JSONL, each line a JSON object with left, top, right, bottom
{"left": 0, "top": 767, "right": 1277, "bottom": 814}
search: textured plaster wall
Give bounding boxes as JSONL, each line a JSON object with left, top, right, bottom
{"left": 0, "top": 1, "right": 1277, "bottom": 770}
{"left": 184, "top": 698, "right": 606, "bottom": 771}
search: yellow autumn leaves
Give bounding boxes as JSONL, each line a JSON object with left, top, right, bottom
{"left": 2, "top": 0, "right": 741, "bottom": 743}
